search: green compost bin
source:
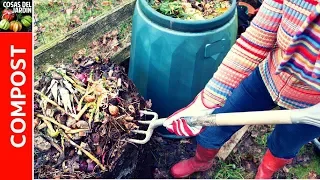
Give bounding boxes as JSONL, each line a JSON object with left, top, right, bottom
{"left": 129, "top": 0, "right": 238, "bottom": 120}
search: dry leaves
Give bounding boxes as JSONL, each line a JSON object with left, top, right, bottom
{"left": 73, "top": 29, "right": 123, "bottom": 61}
{"left": 308, "top": 171, "right": 318, "bottom": 179}
{"left": 101, "top": 1, "right": 112, "bottom": 6}
{"left": 66, "top": 8, "right": 73, "bottom": 16}
{"left": 72, "top": 15, "right": 82, "bottom": 25}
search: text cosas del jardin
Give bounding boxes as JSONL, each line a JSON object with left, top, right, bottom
{"left": 3, "top": 2, "right": 32, "bottom": 13}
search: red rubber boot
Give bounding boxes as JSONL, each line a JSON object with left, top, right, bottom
{"left": 255, "top": 149, "right": 293, "bottom": 179}
{"left": 170, "top": 145, "right": 219, "bottom": 178}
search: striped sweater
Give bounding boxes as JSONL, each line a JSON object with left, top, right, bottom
{"left": 204, "top": 0, "right": 320, "bottom": 109}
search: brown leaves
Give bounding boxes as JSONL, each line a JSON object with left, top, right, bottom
{"left": 108, "top": 38, "right": 119, "bottom": 51}
{"left": 72, "top": 15, "right": 82, "bottom": 25}
{"left": 48, "top": 0, "right": 57, "bottom": 7}
{"left": 101, "top": 1, "right": 112, "bottom": 6}
{"left": 72, "top": 29, "right": 122, "bottom": 61}
{"left": 102, "top": 30, "right": 119, "bottom": 45}
{"left": 308, "top": 171, "right": 318, "bottom": 179}
{"left": 66, "top": 8, "right": 73, "bottom": 16}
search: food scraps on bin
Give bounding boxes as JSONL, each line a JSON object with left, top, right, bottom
{"left": 150, "top": 0, "right": 231, "bottom": 20}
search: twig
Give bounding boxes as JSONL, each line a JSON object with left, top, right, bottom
{"left": 61, "top": 131, "right": 106, "bottom": 171}
{"left": 111, "top": 120, "right": 126, "bottom": 132}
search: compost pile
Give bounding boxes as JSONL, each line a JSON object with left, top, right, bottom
{"left": 150, "top": 0, "right": 231, "bottom": 20}
{"left": 34, "top": 57, "right": 152, "bottom": 179}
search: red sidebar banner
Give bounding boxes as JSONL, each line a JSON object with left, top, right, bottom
{"left": 0, "top": 33, "right": 33, "bottom": 179}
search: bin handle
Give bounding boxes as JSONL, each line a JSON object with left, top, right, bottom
{"left": 204, "top": 38, "right": 228, "bottom": 58}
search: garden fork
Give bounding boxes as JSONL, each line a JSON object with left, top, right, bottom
{"left": 127, "top": 103, "right": 320, "bottom": 144}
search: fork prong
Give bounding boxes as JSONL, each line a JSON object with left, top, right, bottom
{"left": 139, "top": 110, "right": 159, "bottom": 119}
{"left": 131, "top": 130, "right": 147, "bottom": 134}
{"left": 137, "top": 120, "right": 151, "bottom": 125}
{"left": 127, "top": 138, "right": 150, "bottom": 144}
{"left": 127, "top": 138, "right": 145, "bottom": 144}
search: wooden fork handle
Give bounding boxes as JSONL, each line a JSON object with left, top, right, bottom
{"left": 182, "top": 110, "right": 292, "bottom": 127}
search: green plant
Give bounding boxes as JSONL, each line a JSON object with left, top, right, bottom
{"left": 119, "top": 19, "right": 132, "bottom": 40}
{"left": 214, "top": 161, "right": 245, "bottom": 179}
{"left": 34, "top": 0, "right": 119, "bottom": 47}
{"left": 255, "top": 133, "right": 270, "bottom": 146}
{"left": 289, "top": 156, "right": 320, "bottom": 179}
{"left": 152, "top": 0, "right": 186, "bottom": 19}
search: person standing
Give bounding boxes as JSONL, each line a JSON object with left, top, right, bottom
{"left": 163, "top": 0, "right": 320, "bottom": 178}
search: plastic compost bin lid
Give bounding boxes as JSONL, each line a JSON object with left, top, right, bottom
{"left": 139, "top": 0, "right": 237, "bottom": 32}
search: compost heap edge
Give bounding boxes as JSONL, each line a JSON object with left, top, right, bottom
{"left": 34, "top": 57, "right": 152, "bottom": 179}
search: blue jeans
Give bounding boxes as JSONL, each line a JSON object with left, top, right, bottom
{"left": 197, "top": 67, "right": 320, "bottom": 159}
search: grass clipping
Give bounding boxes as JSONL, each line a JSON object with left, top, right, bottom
{"left": 150, "top": 0, "right": 231, "bottom": 20}
{"left": 34, "top": 57, "right": 152, "bottom": 179}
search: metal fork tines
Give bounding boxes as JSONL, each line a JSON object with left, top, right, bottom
{"left": 127, "top": 111, "right": 165, "bottom": 144}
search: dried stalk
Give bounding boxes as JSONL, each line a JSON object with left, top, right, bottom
{"left": 35, "top": 90, "right": 65, "bottom": 113}
{"left": 61, "top": 131, "right": 106, "bottom": 171}
{"left": 77, "top": 82, "right": 95, "bottom": 111}
{"left": 75, "top": 102, "right": 94, "bottom": 120}
{"left": 37, "top": 114, "right": 71, "bottom": 131}
{"left": 94, "top": 95, "right": 103, "bottom": 122}
{"left": 88, "top": 105, "right": 96, "bottom": 127}
{"left": 67, "top": 129, "right": 89, "bottom": 134}
{"left": 42, "top": 119, "right": 60, "bottom": 137}
{"left": 37, "top": 114, "right": 88, "bottom": 134}
{"left": 37, "top": 122, "right": 47, "bottom": 130}
{"left": 47, "top": 67, "right": 86, "bottom": 94}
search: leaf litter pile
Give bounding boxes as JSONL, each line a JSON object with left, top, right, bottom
{"left": 72, "top": 29, "right": 126, "bottom": 62}
{"left": 34, "top": 57, "right": 152, "bottom": 179}
{"left": 150, "top": 0, "right": 231, "bottom": 20}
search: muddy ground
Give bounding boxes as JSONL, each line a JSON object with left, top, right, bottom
{"left": 141, "top": 125, "right": 320, "bottom": 179}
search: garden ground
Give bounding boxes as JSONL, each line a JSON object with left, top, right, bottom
{"left": 148, "top": 125, "right": 320, "bottom": 179}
